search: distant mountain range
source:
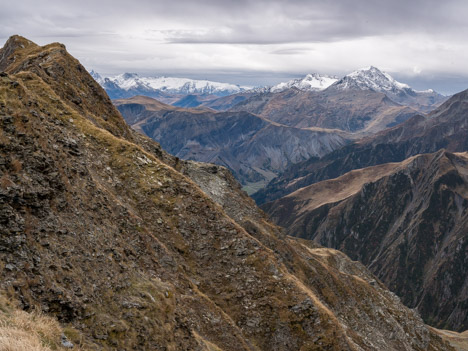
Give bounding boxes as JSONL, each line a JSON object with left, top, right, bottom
{"left": 329, "top": 66, "right": 447, "bottom": 112}
{"left": 92, "top": 67, "right": 447, "bottom": 113}
{"left": 252, "top": 88, "right": 468, "bottom": 205}
{"left": 114, "top": 67, "right": 449, "bottom": 192}
{"left": 260, "top": 89, "right": 468, "bottom": 332}
{"left": 90, "top": 71, "right": 251, "bottom": 100}
{"left": 270, "top": 73, "right": 338, "bottom": 92}
{"left": 114, "top": 95, "right": 351, "bottom": 193}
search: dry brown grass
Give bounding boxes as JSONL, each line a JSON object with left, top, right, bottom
{"left": 0, "top": 174, "right": 14, "bottom": 189}
{"left": 10, "top": 159, "right": 22, "bottom": 173}
{"left": 0, "top": 295, "right": 86, "bottom": 351}
{"left": 430, "top": 327, "right": 468, "bottom": 351}
{"left": 0, "top": 310, "right": 58, "bottom": 351}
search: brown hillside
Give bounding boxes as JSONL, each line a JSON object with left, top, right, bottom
{"left": 0, "top": 35, "right": 454, "bottom": 350}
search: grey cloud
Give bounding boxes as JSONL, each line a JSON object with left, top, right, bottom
{"left": 2, "top": 0, "right": 467, "bottom": 44}
{"left": 1, "top": 0, "right": 468, "bottom": 94}
{"left": 155, "top": 0, "right": 468, "bottom": 44}
{"left": 271, "top": 48, "right": 315, "bottom": 55}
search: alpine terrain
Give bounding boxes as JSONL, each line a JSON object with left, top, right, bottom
{"left": 263, "top": 150, "right": 468, "bottom": 332}
{"left": 116, "top": 67, "right": 447, "bottom": 193}
{"left": 253, "top": 88, "right": 468, "bottom": 204}
{"left": 1, "top": 35, "right": 461, "bottom": 350}
{"left": 114, "top": 95, "right": 351, "bottom": 193}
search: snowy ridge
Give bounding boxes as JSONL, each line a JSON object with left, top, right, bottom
{"left": 327, "top": 66, "right": 447, "bottom": 112}
{"left": 92, "top": 72, "right": 250, "bottom": 96}
{"left": 271, "top": 73, "right": 338, "bottom": 92}
{"left": 331, "top": 66, "right": 411, "bottom": 93}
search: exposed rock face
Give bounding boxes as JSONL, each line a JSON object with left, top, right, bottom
{"left": 253, "top": 88, "right": 468, "bottom": 204}
{"left": 263, "top": 150, "right": 468, "bottom": 332}
{"left": 0, "top": 35, "right": 455, "bottom": 350}
{"left": 115, "top": 96, "right": 350, "bottom": 192}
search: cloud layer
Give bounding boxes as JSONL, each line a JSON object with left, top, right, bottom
{"left": 1, "top": 0, "right": 468, "bottom": 93}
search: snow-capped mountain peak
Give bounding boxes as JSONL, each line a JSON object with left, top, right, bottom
{"left": 331, "top": 66, "right": 411, "bottom": 93}
{"left": 91, "top": 71, "right": 251, "bottom": 98}
{"left": 271, "top": 73, "right": 338, "bottom": 93}
{"left": 327, "top": 66, "right": 447, "bottom": 111}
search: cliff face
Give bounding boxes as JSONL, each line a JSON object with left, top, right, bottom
{"left": 263, "top": 150, "right": 468, "bottom": 332}
{"left": 253, "top": 88, "right": 468, "bottom": 205}
{"left": 0, "top": 35, "right": 454, "bottom": 350}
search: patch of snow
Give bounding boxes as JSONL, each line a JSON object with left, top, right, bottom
{"left": 415, "top": 88, "right": 435, "bottom": 94}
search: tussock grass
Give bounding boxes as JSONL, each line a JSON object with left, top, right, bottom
{"left": 0, "top": 295, "right": 85, "bottom": 351}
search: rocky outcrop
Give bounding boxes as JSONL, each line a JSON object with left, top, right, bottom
{"left": 0, "top": 36, "right": 456, "bottom": 350}
{"left": 253, "top": 88, "right": 468, "bottom": 204}
{"left": 263, "top": 150, "right": 468, "bottom": 332}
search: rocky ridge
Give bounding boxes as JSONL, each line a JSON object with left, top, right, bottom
{"left": 0, "top": 35, "right": 456, "bottom": 350}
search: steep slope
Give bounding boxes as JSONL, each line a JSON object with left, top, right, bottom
{"left": 329, "top": 66, "right": 447, "bottom": 112}
{"left": 115, "top": 96, "right": 351, "bottom": 192}
{"left": 263, "top": 150, "right": 468, "bottom": 331}
{"left": 0, "top": 293, "right": 82, "bottom": 350}
{"left": 229, "top": 85, "right": 418, "bottom": 134}
{"left": 253, "top": 88, "right": 468, "bottom": 204}
{"left": 0, "top": 36, "right": 131, "bottom": 141}
{"left": 0, "top": 35, "right": 455, "bottom": 350}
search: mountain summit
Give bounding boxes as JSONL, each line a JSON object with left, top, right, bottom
{"left": 329, "top": 66, "right": 447, "bottom": 111}
{"left": 331, "top": 66, "right": 411, "bottom": 92}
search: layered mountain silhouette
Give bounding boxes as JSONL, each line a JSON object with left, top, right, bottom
{"left": 115, "top": 95, "right": 351, "bottom": 192}
{"left": 91, "top": 71, "right": 249, "bottom": 100}
{"left": 116, "top": 66, "right": 447, "bottom": 193}
{"left": 253, "top": 88, "right": 468, "bottom": 204}
{"left": 263, "top": 150, "right": 468, "bottom": 331}
{"left": 257, "top": 83, "right": 468, "bottom": 333}
{"left": 2, "top": 35, "right": 459, "bottom": 350}
{"left": 229, "top": 87, "right": 417, "bottom": 133}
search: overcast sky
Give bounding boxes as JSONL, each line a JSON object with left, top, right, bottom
{"left": 1, "top": 0, "right": 468, "bottom": 94}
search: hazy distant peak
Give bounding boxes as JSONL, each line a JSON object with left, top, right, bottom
{"left": 334, "top": 66, "right": 411, "bottom": 92}
{"left": 271, "top": 73, "right": 338, "bottom": 92}
{"left": 92, "top": 71, "right": 251, "bottom": 97}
